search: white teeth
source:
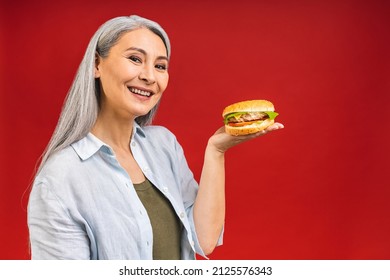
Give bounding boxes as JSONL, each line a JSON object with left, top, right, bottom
{"left": 129, "top": 87, "right": 152, "bottom": 97}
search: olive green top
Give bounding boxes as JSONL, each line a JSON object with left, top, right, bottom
{"left": 133, "top": 179, "right": 182, "bottom": 259}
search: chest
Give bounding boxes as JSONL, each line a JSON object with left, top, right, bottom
{"left": 115, "top": 150, "right": 145, "bottom": 184}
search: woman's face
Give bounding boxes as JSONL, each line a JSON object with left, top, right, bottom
{"left": 95, "top": 28, "right": 169, "bottom": 120}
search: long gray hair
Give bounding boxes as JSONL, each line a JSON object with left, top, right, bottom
{"left": 37, "top": 15, "right": 171, "bottom": 174}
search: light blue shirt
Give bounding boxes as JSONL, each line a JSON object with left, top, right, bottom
{"left": 28, "top": 123, "right": 222, "bottom": 259}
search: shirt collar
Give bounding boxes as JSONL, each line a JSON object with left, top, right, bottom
{"left": 71, "top": 121, "right": 147, "bottom": 161}
{"left": 133, "top": 121, "right": 147, "bottom": 139}
{"left": 71, "top": 133, "right": 111, "bottom": 161}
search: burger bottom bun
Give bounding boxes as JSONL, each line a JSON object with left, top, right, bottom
{"left": 225, "top": 119, "right": 275, "bottom": 136}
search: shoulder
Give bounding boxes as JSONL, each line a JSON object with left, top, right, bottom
{"left": 136, "top": 125, "right": 186, "bottom": 161}
{"left": 142, "top": 125, "right": 175, "bottom": 137}
{"left": 34, "top": 145, "right": 82, "bottom": 187}
{"left": 142, "top": 125, "right": 179, "bottom": 145}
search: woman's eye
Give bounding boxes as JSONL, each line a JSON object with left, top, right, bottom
{"left": 129, "top": 56, "right": 141, "bottom": 63}
{"left": 155, "top": 64, "right": 167, "bottom": 70}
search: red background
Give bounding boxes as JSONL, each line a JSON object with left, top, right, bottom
{"left": 1, "top": 0, "right": 389, "bottom": 260}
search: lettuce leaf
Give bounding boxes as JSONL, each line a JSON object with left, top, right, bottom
{"left": 224, "top": 111, "right": 279, "bottom": 124}
{"left": 265, "top": 111, "right": 279, "bottom": 120}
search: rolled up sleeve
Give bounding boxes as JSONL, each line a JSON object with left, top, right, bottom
{"left": 28, "top": 182, "right": 90, "bottom": 259}
{"left": 174, "top": 137, "right": 224, "bottom": 259}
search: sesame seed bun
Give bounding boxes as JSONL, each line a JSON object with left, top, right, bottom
{"left": 222, "top": 100, "right": 275, "bottom": 118}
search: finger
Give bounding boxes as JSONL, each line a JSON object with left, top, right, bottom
{"left": 240, "top": 130, "right": 267, "bottom": 140}
{"left": 250, "top": 123, "right": 284, "bottom": 137}
{"left": 265, "top": 122, "right": 284, "bottom": 132}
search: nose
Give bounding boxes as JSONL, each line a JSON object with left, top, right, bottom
{"left": 138, "top": 63, "right": 156, "bottom": 85}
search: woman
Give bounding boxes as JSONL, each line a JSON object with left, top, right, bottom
{"left": 28, "top": 15, "right": 284, "bottom": 260}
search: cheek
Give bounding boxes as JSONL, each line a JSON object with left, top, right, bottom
{"left": 101, "top": 66, "right": 134, "bottom": 90}
{"left": 159, "top": 74, "right": 169, "bottom": 92}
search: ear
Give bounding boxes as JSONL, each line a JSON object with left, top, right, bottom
{"left": 94, "top": 52, "right": 101, "bottom": 78}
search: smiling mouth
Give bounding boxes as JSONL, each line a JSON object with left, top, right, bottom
{"left": 128, "top": 87, "right": 153, "bottom": 97}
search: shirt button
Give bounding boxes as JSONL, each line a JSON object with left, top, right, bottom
{"left": 179, "top": 212, "right": 185, "bottom": 219}
{"left": 131, "top": 141, "right": 136, "bottom": 147}
{"left": 190, "top": 240, "right": 195, "bottom": 247}
{"left": 146, "top": 241, "right": 150, "bottom": 246}
{"left": 139, "top": 210, "right": 143, "bottom": 215}
{"left": 143, "top": 167, "right": 149, "bottom": 173}
{"left": 162, "top": 187, "right": 168, "bottom": 193}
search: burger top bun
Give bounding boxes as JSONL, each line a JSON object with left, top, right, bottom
{"left": 222, "top": 99, "right": 275, "bottom": 118}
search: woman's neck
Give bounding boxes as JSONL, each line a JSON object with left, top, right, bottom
{"left": 91, "top": 111, "right": 135, "bottom": 151}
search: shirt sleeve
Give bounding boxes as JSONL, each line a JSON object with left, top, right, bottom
{"left": 28, "top": 182, "right": 91, "bottom": 259}
{"left": 173, "top": 136, "right": 224, "bottom": 259}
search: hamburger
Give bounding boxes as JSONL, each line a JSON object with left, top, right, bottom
{"left": 223, "top": 100, "right": 279, "bottom": 136}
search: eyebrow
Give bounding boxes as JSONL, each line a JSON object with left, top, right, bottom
{"left": 126, "top": 47, "right": 169, "bottom": 61}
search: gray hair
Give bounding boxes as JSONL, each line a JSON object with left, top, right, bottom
{"left": 37, "top": 15, "right": 171, "bottom": 173}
